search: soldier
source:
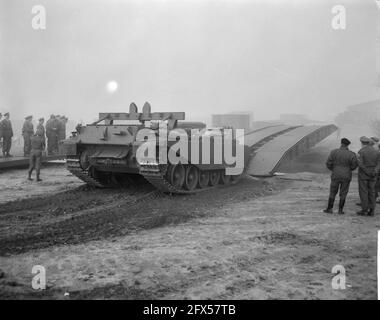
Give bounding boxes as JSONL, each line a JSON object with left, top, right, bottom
{"left": 356, "top": 136, "right": 380, "bottom": 207}
{"left": 1, "top": 112, "right": 13, "bottom": 157}
{"left": 324, "top": 138, "right": 358, "bottom": 214}
{"left": 28, "top": 128, "right": 45, "bottom": 182}
{"left": 356, "top": 136, "right": 380, "bottom": 216}
{"left": 56, "top": 115, "right": 64, "bottom": 143}
{"left": 370, "top": 136, "right": 379, "bottom": 148}
{"left": 0, "top": 112, "right": 2, "bottom": 157}
{"left": 58, "top": 116, "right": 68, "bottom": 141}
{"left": 46, "top": 115, "right": 59, "bottom": 154}
{"left": 51, "top": 115, "right": 61, "bottom": 153}
{"left": 46, "top": 114, "right": 55, "bottom": 155}
{"left": 370, "top": 137, "right": 380, "bottom": 202}
{"left": 22, "top": 115, "right": 34, "bottom": 157}
{"left": 36, "top": 117, "right": 45, "bottom": 139}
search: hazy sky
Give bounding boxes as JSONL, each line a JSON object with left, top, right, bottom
{"left": 0, "top": 0, "right": 379, "bottom": 123}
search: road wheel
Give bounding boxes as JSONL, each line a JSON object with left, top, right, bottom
{"left": 79, "top": 151, "right": 90, "bottom": 170}
{"left": 198, "top": 170, "right": 210, "bottom": 189}
{"left": 168, "top": 164, "right": 185, "bottom": 189}
{"left": 184, "top": 165, "right": 199, "bottom": 191}
{"left": 209, "top": 171, "right": 220, "bottom": 186}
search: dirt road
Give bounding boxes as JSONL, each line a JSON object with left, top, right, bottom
{"left": 0, "top": 166, "right": 378, "bottom": 299}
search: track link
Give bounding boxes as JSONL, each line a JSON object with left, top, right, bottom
{"left": 66, "top": 159, "right": 106, "bottom": 188}
{"left": 139, "top": 163, "right": 197, "bottom": 194}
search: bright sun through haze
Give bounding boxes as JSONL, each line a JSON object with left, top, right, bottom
{"left": 106, "top": 81, "right": 118, "bottom": 94}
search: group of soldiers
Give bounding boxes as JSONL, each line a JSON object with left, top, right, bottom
{"left": 0, "top": 112, "right": 68, "bottom": 181}
{"left": 0, "top": 112, "right": 13, "bottom": 158}
{"left": 22, "top": 114, "right": 68, "bottom": 181}
{"left": 22, "top": 114, "right": 68, "bottom": 157}
{"left": 324, "top": 136, "right": 380, "bottom": 217}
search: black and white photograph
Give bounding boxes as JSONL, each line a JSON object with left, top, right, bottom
{"left": 0, "top": 0, "right": 379, "bottom": 304}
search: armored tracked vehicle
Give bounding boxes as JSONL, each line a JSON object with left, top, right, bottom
{"left": 60, "top": 102, "right": 250, "bottom": 193}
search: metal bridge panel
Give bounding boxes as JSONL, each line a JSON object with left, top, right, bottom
{"left": 247, "top": 124, "right": 337, "bottom": 176}
{"left": 242, "top": 125, "right": 294, "bottom": 147}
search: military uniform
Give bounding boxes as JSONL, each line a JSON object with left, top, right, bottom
{"left": 61, "top": 117, "right": 67, "bottom": 140}
{"left": 0, "top": 116, "right": 13, "bottom": 157}
{"left": 28, "top": 134, "right": 45, "bottom": 181}
{"left": 0, "top": 113, "right": 2, "bottom": 156}
{"left": 22, "top": 117, "right": 34, "bottom": 156}
{"left": 324, "top": 142, "right": 358, "bottom": 214}
{"left": 37, "top": 124, "right": 45, "bottom": 138}
{"left": 370, "top": 137, "right": 380, "bottom": 201}
{"left": 52, "top": 116, "right": 62, "bottom": 153}
{"left": 57, "top": 117, "right": 66, "bottom": 141}
{"left": 37, "top": 118, "right": 45, "bottom": 139}
{"left": 45, "top": 116, "right": 53, "bottom": 154}
{"left": 46, "top": 116, "right": 58, "bottom": 155}
{"left": 357, "top": 142, "right": 380, "bottom": 215}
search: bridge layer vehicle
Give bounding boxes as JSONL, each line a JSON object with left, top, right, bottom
{"left": 58, "top": 102, "right": 337, "bottom": 194}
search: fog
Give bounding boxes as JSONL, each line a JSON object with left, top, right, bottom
{"left": 0, "top": 0, "right": 379, "bottom": 124}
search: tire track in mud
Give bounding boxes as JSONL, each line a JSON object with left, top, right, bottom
{"left": 0, "top": 187, "right": 162, "bottom": 256}
{"left": 0, "top": 177, "right": 284, "bottom": 257}
{"left": 0, "top": 181, "right": 156, "bottom": 237}
{"left": 0, "top": 183, "right": 152, "bottom": 216}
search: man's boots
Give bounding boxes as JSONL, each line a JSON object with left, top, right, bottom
{"left": 27, "top": 172, "right": 33, "bottom": 181}
{"left": 356, "top": 209, "right": 368, "bottom": 216}
{"left": 338, "top": 198, "right": 345, "bottom": 214}
{"left": 367, "top": 209, "right": 374, "bottom": 216}
{"left": 36, "top": 176, "right": 42, "bottom": 182}
{"left": 323, "top": 198, "right": 334, "bottom": 213}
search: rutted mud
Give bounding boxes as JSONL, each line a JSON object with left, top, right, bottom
{"left": 0, "top": 164, "right": 378, "bottom": 300}
{"left": 0, "top": 167, "right": 279, "bottom": 256}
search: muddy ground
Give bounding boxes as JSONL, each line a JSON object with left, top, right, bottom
{"left": 0, "top": 160, "right": 379, "bottom": 300}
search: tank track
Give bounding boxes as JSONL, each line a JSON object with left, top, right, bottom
{"left": 66, "top": 159, "right": 106, "bottom": 188}
{"left": 139, "top": 163, "right": 241, "bottom": 194}
{"left": 140, "top": 163, "right": 186, "bottom": 194}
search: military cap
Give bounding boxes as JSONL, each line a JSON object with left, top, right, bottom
{"left": 56, "top": 115, "right": 60, "bottom": 118}
{"left": 25, "top": 115, "right": 33, "bottom": 120}
{"left": 341, "top": 138, "right": 351, "bottom": 146}
{"left": 4, "top": 112, "right": 9, "bottom": 116}
{"left": 360, "top": 136, "right": 371, "bottom": 143}
{"left": 39, "top": 117, "right": 44, "bottom": 121}
{"left": 50, "top": 114, "right": 55, "bottom": 118}
{"left": 371, "top": 136, "right": 379, "bottom": 143}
